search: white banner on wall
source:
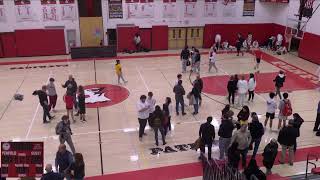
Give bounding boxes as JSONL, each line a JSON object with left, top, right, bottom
{"left": 60, "top": 0, "right": 76, "bottom": 20}
{"left": 15, "top": 1, "right": 37, "bottom": 22}
{"left": 222, "top": 1, "right": 236, "bottom": 17}
{"left": 163, "top": 2, "right": 176, "bottom": 18}
{"left": 204, "top": 1, "right": 217, "bottom": 17}
{"left": 184, "top": 1, "right": 197, "bottom": 18}
{"left": 127, "top": 3, "right": 155, "bottom": 18}
{"left": 0, "top": 0, "right": 5, "bottom": 23}
{"left": 42, "top": 4, "right": 58, "bottom": 21}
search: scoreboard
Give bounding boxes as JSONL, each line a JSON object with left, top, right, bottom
{"left": 1, "top": 142, "right": 44, "bottom": 178}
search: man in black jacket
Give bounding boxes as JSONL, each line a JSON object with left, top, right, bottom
{"left": 248, "top": 112, "right": 264, "bottom": 158}
{"left": 199, "top": 116, "right": 215, "bottom": 160}
{"left": 33, "top": 85, "right": 54, "bottom": 123}
{"left": 277, "top": 119, "right": 299, "bottom": 165}
{"left": 273, "top": 71, "right": 286, "bottom": 99}
{"left": 180, "top": 46, "right": 190, "bottom": 73}
{"left": 218, "top": 110, "right": 235, "bottom": 159}
{"left": 41, "top": 164, "right": 63, "bottom": 180}
{"left": 55, "top": 144, "right": 74, "bottom": 179}
{"left": 173, "top": 80, "right": 186, "bottom": 116}
{"left": 62, "top": 75, "right": 78, "bottom": 115}
{"left": 193, "top": 75, "right": 203, "bottom": 106}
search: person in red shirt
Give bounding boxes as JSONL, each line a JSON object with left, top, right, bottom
{"left": 253, "top": 50, "right": 262, "bottom": 72}
{"left": 64, "top": 90, "right": 75, "bottom": 123}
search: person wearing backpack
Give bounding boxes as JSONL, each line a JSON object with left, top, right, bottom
{"left": 56, "top": 115, "right": 76, "bottom": 154}
{"left": 278, "top": 92, "right": 292, "bottom": 129}
{"left": 262, "top": 139, "right": 278, "bottom": 175}
{"left": 151, "top": 106, "right": 166, "bottom": 146}
{"left": 248, "top": 112, "right": 264, "bottom": 158}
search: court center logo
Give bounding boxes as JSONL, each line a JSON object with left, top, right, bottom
{"left": 83, "top": 84, "right": 129, "bottom": 108}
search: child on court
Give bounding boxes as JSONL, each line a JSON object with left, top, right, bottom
{"left": 78, "top": 85, "right": 86, "bottom": 122}
{"left": 115, "top": 60, "right": 128, "bottom": 84}
{"left": 264, "top": 92, "right": 277, "bottom": 129}
{"left": 47, "top": 78, "right": 57, "bottom": 112}
{"left": 64, "top": 90, "right": 75, "bottom": 123}
{"left": 209, "top": 48, "right": 218, "bottom": 73}
{"left": 253, "top": 50, "right": 262, "bottom": 72}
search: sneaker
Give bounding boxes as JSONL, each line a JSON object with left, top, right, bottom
{"left": 43, "top": 121, "right": 50, "bottom": 124}
{"left": 182, "top": 112, "right": 186, "bottom": 116}
{"left": 163, "top": 142, "right": 167, "bottom": 146}
{"left": 176, "top": 112, "right": 179, "bottom": 116}
{"left": 289, "top": 163, "right": 293, "bottom": 166}
{"left": 75, "top": 113, "right": 79, "bottom": 116}
{"left": 49, "top": 116, "right": 55, "bottom": 120}
{"left": 278, "top": 160, "right": 285, "bottom": 164}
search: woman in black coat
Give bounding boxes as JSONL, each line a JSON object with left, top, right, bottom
{"left": 262, "top": 139, "right": 278, "bottom": 175}
{"left": 227, "top": 142, "right": 240, "bottom": 171}
{"left": 227, "top": 76, "right": 237, "bottom": 105}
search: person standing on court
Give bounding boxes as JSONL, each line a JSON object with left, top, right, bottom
{"left": 55, "top": 115, "right": 76, "bottom": 154}
{"left": 236, "top": 33, "right": 244, "bottom": 56}
{"left": 248, "top": 112, "right": 264, "bottom": 159}
{"left": 115, "top": 60, "right": 128, "bottom": 84}
{"left": 32, "top": 85, "right": 54, "bottom": 124}
{"left": 77, "top": 86, "right": 86, "bottom": 122}
{"left": 193, "top": 49, "right": 201, "bottom": 73}
{"left": 55, "top": 144, "right": 74, "bottom": 180}
{"left": 70, "top": 153, "right": 85, "bottom": 180}
{"left": 273, "top": 70, "right": 286, "bottom": 99}
{"left": 150, "top": 105, "right": 166, "bottom": 146}
{"left": 278, "top": 92, "right": 292, "bottom": 129}
{"left": 313, "top": 100, "right": 320, "bottom": 131}
{"left": 193, "top": 74, "right": 203, "bottom": 106}
{"left": 137, "top": 95, "right": 150, "bottom": 141}
{"left": 237, "top": 75, "right": 248, "bottom": 107}
{"left": 180, "top": 46, "right": 190, "bottom": 73}
{"left": 47, "top": 78, "right": 57, "bottom": 112}
{"left": 218, "top": 110, "right": 235, "bottom": 160}
{"left": 62, "top": 75, "right": 78, "bottom": 115}
{"left": 264, "top": 92, "right": 277, "bottom": 129}
{"left": 208, "top": 48, "right": 218, "bottom": 73}
{"left": 231, "top": 124, "right": 252, "bottom": 168}
{"left": 247, "top": 73, "right": 256, "bottom": 102}
{"left": 227, "top": 75, "right": 237, "bottom": 105}
{"left": 146, "top": 92, "right": 156, "bottom": 127}
{"left": 163, "top": 97, "right": 172, "bottom": 135}
{"left": 277, "top": 119, "right": 299, "bottom": 166}
{"left": 173, "top": 80, "right": 186, "bottom": 116}
{"left": 199, "top": 116, "right": 215, "bottom": 160}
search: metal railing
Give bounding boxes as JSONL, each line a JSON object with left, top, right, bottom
{"left": 305, "top": 153, "right": 319, "bottom": 179}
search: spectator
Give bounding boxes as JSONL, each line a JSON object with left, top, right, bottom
{"left": 218, "top": 110, "right": 235, "bottom": 159}
{"left": 227, "top": 75, "right": 237, "bottom": 105}
{"left": 41, "top": 164, "right": 63, "bottom": 180}
{"left": 151, "top": 105, "right": 166, "bottom": 146}
{"left": 273, "top": 71, "right": 286, "bottom": 99}
{"left": 278, "top": 92, "right": 292, "bottom": 129}
{"left": 292, "top": 113, "right": 304, "bottom": 152}
{"left": 62, "top": 75, "right": 78, "bottom": 116}
{"left": 237, "top": 105, "right": 250, "bottom": 129}
{"left": 227, "top": 142, "right": 241, "bottom": 170}
{"left": 134, "top": 33, "right": 141, "bottom": 51}
{"left": 173, "top": 80, "right": 186, "bottom": 116}
{"left": 193, "top": 74, "right": 203, "bottom": 106}
{"left": 243, "top": 159, "right": 266, "bottom": 180}
{"left": 264, "top": 92, "right": 277, "bottom": 129}
{"left": 208, "top": 48, "right": 218, "bottom": 73}
{"left": 231, "top": 124, "right": 252, "bottom": 168}
{"left": 193, "top": 49, "right": 201, "bottom": 73}
{"left": 237, "top": 75, "right": 248, "bottom": 107}
{"left": 137, "top": 95, "right": 150, "bottom": 141}
{"left": 56, "top": 115, "right": 76, "bottom": 154}
{"left": 180, "top": 46, "right": 190, "bottom": 73}
{"left": 191, "top": 86, "right": 200, "bottom": 115}
{"left": 221, "top": 104, "right": 231, "bottom": 118}
{"left": 215, "top": 34, "right": 221, "bottom": 50}
{"left": 175, "top": 74, "right": 182, "bottom": 85}
{"left": 55, "top": 144, "right": 74, "bottom": 180}
{"left": 248, "top": 112, "right": 264, "bottom": 158}
{"left": 163, "top": 97, "right": 173, "bottom": 135}
{"left": 262, "top": 139, "right": 278, "bottom": 175}
{"left": 313, "top": 100, "right": 320, "bottom": 131}
{"left": 78, "top": 86, "right": 86, "bottom": 122}
{"left": 236, "top": 33, "right": 244, "bottom": 56}
{"left": 146, "top": 92, "right": 156, "bottom": 127}
{"left": 248, "top": 73, "right": 256, "bottom": 102}
{"left": 277, "top": 119, "right": 299, "bottom": 166}
{"left": 199, "top": 116, "right": 215, "bottom": 160}
{"left": 47, "top": 78, "right": 57, "bottom": 112}
{"left": 70, "top": 153, "right": 85, "bottom": 180}
{"left": 32, "top": 85, "right": 54, "bottom": 123}
{"left": 64, "top": 90, "right": 74, "bottom": 123}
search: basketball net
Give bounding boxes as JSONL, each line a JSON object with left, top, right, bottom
{"left": 223, "top": 0, "right": 230, "bottom": 6}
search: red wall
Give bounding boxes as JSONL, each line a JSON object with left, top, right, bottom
{"left": 15, "top": 29, "right": 66, "bottom": 57}
{"left": 299, "top": 32, "right": 320, "bottom": 64}
{"left": 117, "top": 26, "right": 139, "bottom": 52}
{"left": 1, "top": 33, "right": 17, "bottom": 57}
{"left": 152, "top": 25, "right": 168, "bottom": 50}
{"left": 140, "top": 28, "right": 152, "bottom": 50}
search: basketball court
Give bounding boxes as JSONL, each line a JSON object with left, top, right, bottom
{"left": 1, "top": 0, "right": 320, "bottom": 179}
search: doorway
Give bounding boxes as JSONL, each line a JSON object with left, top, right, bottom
{"left": 66, "top": 29, "right": 76, "bottom": 53}
{"left": 289, "top": 37, "right": 301, "bottom": 56}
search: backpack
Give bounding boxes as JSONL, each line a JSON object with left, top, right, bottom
{"left": 282, "top": 100, "right": 292, "bottom": 116}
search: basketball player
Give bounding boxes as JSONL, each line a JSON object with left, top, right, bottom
{"left": 253, "top": 49, "right": 262, "bottom": 72}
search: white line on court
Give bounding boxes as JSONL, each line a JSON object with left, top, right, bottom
{"left": 135, "top": 65, "right": 150, "bottom": 91}
{"left": 25, "top": 71, "right": 53, "bottom": 140}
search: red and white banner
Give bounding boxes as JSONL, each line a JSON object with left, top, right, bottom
{"left": 204, "top": 0, "right": 217, "bottom": 17}
{"left": 0, "top": 0, "right": 5, "bottom": 23}
{"left": 14, "top": 0, "right": 37, "bottom": 22}
{"left": 41, "top": 0, "right": 58, "bottom": 21}
{"left": 184, "top": 0, "right": 197, "bottom": 18}
{"left": 127, "top": 0, "right": 155, "bottom": 19}
{"left": 163, "top": 0, "right": 176, "bottom": 18}
{"left": 60, "top": 0, "right": 77, "bottom": 20}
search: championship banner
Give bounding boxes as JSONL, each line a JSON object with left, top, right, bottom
{"left": 59, "top": 0, "right": 77, "bottom": 20}
{"left": 41, "top": 0, "right": 58, "bottom": 21}
{"left": 1, "top": 142, "right": 44, "bottom": 178}
{"left": 184, "top": 0, "right": 197, "bottom": 18}
{"left": 14, "top": 0, "right": 37, "bottom": 22}
{"left": 243, "top": 0, "right": 255, "bottom": 16}
{"left": 204, "top": 0, "right": 217, "bottom": 17}
{"left": 0, "top": 0, "right": 5, "bottom": 23}
{"left": 163, "top": 0, "right": 176, "bottom": 18}
{"left": 108, "top": 0, "right": 123, "bottom": 19}
{"left": 222, "top": 0, "right": 236, "bottom": 17}
{"left": 126, "top": 0, "right": 155, "bottom": 19}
